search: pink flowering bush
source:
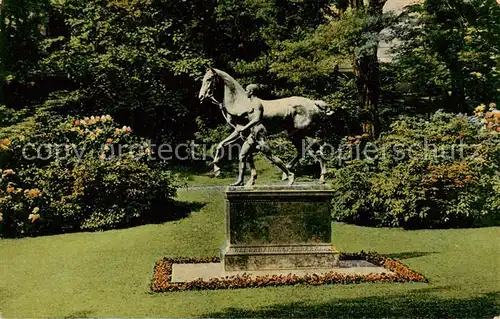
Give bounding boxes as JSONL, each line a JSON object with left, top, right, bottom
{"left": 0, "top": 111, "right": 177, "bottom": 237}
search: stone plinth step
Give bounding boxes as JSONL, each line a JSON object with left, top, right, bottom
{"left": 171, "top": 261, "right": 393, "bottom": 283}
{"left": 222, "top": 244, "right": 339, "bottom": 271}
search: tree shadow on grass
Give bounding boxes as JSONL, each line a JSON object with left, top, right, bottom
{"left": 205, "top": 291, "right": 500, "bottom": 318}
{"left": 385, "top": 251, "right": 439, "bottom": 260}
{"left": 141, "top": 200, "right": 207, "bottom": 225}
{"left": 63, "top": 310, "right": 94, "bottom": 318}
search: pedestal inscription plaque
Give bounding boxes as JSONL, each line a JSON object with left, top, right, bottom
{"left": 221, "top": 185, "right": 339, "bottom": 271}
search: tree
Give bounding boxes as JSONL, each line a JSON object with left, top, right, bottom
{"left": 0, "top": 0, "right": 49, "bottom": 108}
{"left": 39, "top": 0, "right": 211, "bottom": 144}
{"left": 391, "top": 0, "right": 500, "bottom": 114}
{"left": 265, "top": 1, "right": 392, "bottom": 138}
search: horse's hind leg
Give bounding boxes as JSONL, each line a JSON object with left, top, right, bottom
{"left": 282, "top": 135, "right": 304, "bottom": 181}
{"left": 304, "top": 136, "right": 328, "bottom": 184}
{"left": 317, "top": 143, "right": 328, "bottom": 184}
{"left": 259, "top": 140, "right": 295, "bottom": 186}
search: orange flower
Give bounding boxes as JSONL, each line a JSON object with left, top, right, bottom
{"left": 0, "top": 212, "right": 3, "bottom": 222}
{"left": 28, "top": 209, "right": 40, "bottom": 223}
{"left": 122, "top": 126, "right": 132, "bottom": 133}
{"left": 106, "top": 138, "right": 113, "bottom": 144}
{"left": 2, "top": 169, "right": 15, "bottom": 176}
{"left": 496, "top": 127, "right": 500, "bottom": 132}
{"left": 114, "top": 128, "right": 121, "bottom": 136}
{"left": 27, "top": 189, "right": 41, "bottom": 198}
{"left": 74, "top": 119, "right": 80, "bottom": 126}
{"left": 1, "top": 139, "right": 9, "bottom": 146}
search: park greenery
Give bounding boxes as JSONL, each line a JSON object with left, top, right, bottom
{"left": 0, "top": 190, "right": 499, "bottom": 317}
{"left": 0, "top": 111, "right": 177, "bottom": 237}
{"left": 0, "top": 0, "right": 499, "bottom": 237}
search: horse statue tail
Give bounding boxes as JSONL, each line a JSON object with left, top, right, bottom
{"left": 313, "top": 100, "right": 334, "bottom": 116}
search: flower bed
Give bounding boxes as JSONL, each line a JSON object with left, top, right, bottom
{"left": 151, "top": 252, "right": 427, "bottom": 292}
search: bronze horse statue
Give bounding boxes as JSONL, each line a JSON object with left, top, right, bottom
{"left": 198, "top": 68, "right": 330, "bottom": 185}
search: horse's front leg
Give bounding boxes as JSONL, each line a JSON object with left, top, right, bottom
{"left": 212, "top": 130, "right": 240, "bottom": 176}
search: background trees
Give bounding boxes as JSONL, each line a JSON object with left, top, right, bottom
{"left": 0, "top": 0, "right": 499, "bottom": 235}
{"left": 390, "top": 0, "right": 500, "bottom": 114}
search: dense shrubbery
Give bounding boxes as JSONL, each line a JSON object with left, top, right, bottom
{"left": 0, "top": 112, "right": 177, "bottom": 237}
{"left": 330, "top": 106, "right": 500, "bottom": 229}
{"left": 0, "top": 105, "right": 29, "bottom": 127}
{"left": 2, "top": 0, "right": 499, "bottom": 233}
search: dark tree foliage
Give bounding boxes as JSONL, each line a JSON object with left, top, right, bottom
{"left": 38, "top": 0, "right": 213, "bottom": 144}
{"left": 0, "top": 0, "right": 49, "bottom": 108}
{"left": 390, "top": 0, "right": 500, "bottom": 114}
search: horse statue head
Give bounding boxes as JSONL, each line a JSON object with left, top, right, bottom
{"left": 198, "top": 68, "right": 221, "bottom": 103}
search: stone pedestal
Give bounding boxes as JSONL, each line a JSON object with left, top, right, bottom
{"left": 221, "top": 185, "right": 339, "bottom": 271}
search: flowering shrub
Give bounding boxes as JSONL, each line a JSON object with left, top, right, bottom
{"left": 330, "top": 110, "right": 500, "bottom": 228}
{"left": 0, "top": 112, "right": 177, "bottom": 237}
{"left": 150, "top": 252, "right": 427, "bottom": 292}
{"left": 474, "top": 103, "right": 500, "bottom": 133}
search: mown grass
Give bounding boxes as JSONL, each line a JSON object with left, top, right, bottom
{"left": 175, "top": 155, "right": 320, "bottom": 187}
{"left": 0, "top": 190, "right": 499, "bottom": 318}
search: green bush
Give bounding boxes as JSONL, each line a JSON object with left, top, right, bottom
{"left": 0, "top": 112, "right": 177, "bottom": 237}
{"left": 0, "top": 105, "right": 29, "bottom": 127}
{"left": 330, "top": 108, "right": 500, "bottom": 229}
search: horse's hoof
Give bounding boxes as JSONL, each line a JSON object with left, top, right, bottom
{"left": 230, "top": 180, "right": 244, "bottom": 187}
{"left": 244, "top": 180, "right": 255, "bottom": 188}
{"left": 287, "top": 173, "right": 295, "bottom": 186}
{"left": 213, "top": 165, "right": 221, "bottom": 177}
{"left": 281, "top": 172, "right": 288, "bottom": 181}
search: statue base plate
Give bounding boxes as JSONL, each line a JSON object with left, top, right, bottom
{"left": 222, "top": 244, "right": 339, "bottom": 271}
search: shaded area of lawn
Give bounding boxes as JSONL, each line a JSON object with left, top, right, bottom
{"left": 0, "top": 190, "right": 499, "bottom": 318}
{"left": 206, "top": 291, "right": 500, "bottom": 318}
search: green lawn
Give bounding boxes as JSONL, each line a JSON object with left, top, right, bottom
{"left": 175, "top": 155, "right": 319, "bottom": 187}
{"left": 1, "top": 190, "right": 499, "bottom": 318}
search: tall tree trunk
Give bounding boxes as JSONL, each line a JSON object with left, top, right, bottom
{"left": 352, "top": 51, "right": 381, "bottom": 139}
{"left": 345, "top": 0, "right": 385, "bottom": 138}
{"left": 449, "top": 68, "right": 466, "bottom": 113}
{"left": 0, "top": 0, "right": 5, "bottom": 103}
